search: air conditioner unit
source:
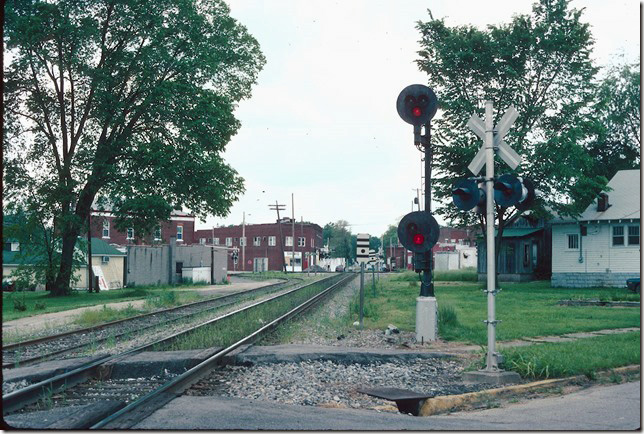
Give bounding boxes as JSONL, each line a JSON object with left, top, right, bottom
{"left": 101, "top": 256, "right": 110, "bottom": 264}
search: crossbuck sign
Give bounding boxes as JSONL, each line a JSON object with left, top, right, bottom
{"left": 467, "top": 106, "right": 521, "bottom": 175}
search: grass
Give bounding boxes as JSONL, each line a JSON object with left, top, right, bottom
{"left": 353, "top": 278, "right": 640, "bottom": 345}
{"left": 158, "top": 275, "right": 344, "bottom": 351}
{"left": 2, "top": 284, "right": 207, "bottom": 322}
{"left": 73, "top": 303, "right": 145, "bottom": 328}
{"left": 499, "top": 331, "right": 640, "bottom": 380}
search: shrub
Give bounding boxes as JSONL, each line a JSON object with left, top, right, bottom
{"left": 34, "top": 302, "right": 46, "bottom": 310}
{"left": 13, "top": 297, "right": 27, "bottom": 312}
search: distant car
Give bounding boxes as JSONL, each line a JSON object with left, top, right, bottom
{"left": 335, "top": 265, "right": 345, "bottom": 272}
{"left": 626, "top": 277, "right": 640, "bottom": 293}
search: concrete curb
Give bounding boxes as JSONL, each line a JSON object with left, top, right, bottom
{"left": 418, "top": 365, "right": 640, "bottom": 416}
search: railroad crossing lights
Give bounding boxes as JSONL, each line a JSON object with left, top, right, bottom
{"left": 356, "top": 233, "right": 370, "bottom": 264}
{"left": 467, "top": 106, "right": 522, "bottom": 175}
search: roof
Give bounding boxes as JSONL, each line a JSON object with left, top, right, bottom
{"left": 3, "top": 238, "right": 125, "bottom": 266}
{"left": 477, "top": 228, "right": 542, "bottom": 239}
{"left": 578, "top": 170, "right": 640, "bottom": 222}
{"left": 90, "top": 238, "right": 126, "bottom": 256}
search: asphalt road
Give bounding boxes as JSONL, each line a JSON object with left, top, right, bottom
{"left": 134, "top": 380, "right": 640, "bottom": 430}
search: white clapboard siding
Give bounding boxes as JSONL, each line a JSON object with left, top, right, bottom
{"left": 552, "top": 222, "right": 640, "bottom": 273}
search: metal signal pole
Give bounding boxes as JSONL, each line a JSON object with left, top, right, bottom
{"left": 291, "top": 193, "right": 295, "bottom": 273}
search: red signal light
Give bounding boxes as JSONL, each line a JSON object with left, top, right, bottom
{"left": 412, "top": 107, "right": 422, "bottom": 117}
{"left": 412, "top": 234, "right": 424, "bottom": 245}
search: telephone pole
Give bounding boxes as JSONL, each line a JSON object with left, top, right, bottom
{"left": 291, "top": 193, "right": 295, "bottom": 273}
{"left": 269, "top": 202, "right": 287, "bottom": 273}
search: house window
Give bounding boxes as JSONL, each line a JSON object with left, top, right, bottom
{"left": 254, "top": 236, "right": 261, "bottom": 246}
{"left": 126, "top": 228, "right": 134, "bottom": 240}
{"left": 311, "top": 238, "right": 314, "bottom": 248}
{"left": 567, "top": 234, "right": 579, "bottom": 249}
{"left": 154, "top": 227, "right": 162, "bottom": 241}
{"left": 628, "top": 225, "right": 640, "bottom": 246}
{"left": 240, "top": 237, "right": 246, "bottom": 247}
{"left": 177, "top": 225, "right": 183, "bottom": 241}
{"left": 268, "top": 236, "right": 276, "bottom": 246}
{"left": 102, "top": 220, "right": 110, "bottom": 238}
{"left": 199, "top": 238, "right": 206, "bottom": 245}
{"left": 285, "top": 236, "right": 293, "bottom": 247}
{"left": 101, "top": 256, "right": 110, "bottom": 264}
{"left": 214, "top": 237, "right": 219, "bottom": 245}
{"left": 10, "top": 242, "right": 20, "bottom": 252}
{"left": 226, "top": 237, "right": 232, "bottom": 247}
{"left": 612, "top": 226, "right": 624, "bottom": 246}
{"left": 298, "top": 237, "right": 306, "bottom": 247}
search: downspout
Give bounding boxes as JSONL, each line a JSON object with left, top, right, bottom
{"left": 578, "top": 223, "right": 584, "bottom": 263}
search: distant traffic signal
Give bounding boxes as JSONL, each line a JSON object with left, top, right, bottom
{"left": 396, "top": 84, "right": 438, "bottom": 127}
{"left": 493, "top": 174, "right": 535, "bottom": 209}
{"left": 452, "top": 179, "right": 486, "bottom": 211}
{"left": 397, "top": 211, "right": 440, "bottom": 253}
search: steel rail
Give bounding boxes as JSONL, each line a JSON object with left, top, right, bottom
{"left": 2, "top": 278, "right": 292, "bottom": 368}
{"left": 2, "top": 274, "right": 341, "bottom": 415}
{"left": 91, "top": 273, "right": 355, "bottom": 429}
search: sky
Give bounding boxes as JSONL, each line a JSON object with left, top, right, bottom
{"left": 197, "top": 0, "right": 640, "bottom": 237}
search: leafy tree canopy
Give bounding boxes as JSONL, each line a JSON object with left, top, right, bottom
{"left": 4, "top": 0, "right": 266, "bottom": 294}
{"left": 416, "top": 0, "right": 623, "bottom": 227}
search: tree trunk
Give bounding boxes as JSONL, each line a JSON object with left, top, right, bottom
{"left": 52, "top": 228, "right": 79, "bottom": 295}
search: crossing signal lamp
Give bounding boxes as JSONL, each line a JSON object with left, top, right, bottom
{"left": 493, "top": 174, "right": 535, "bottom": 210}
{"left": 397, "top": 211, "right": 440, "bottom": 253}
{"left": 452, "top": 179, "right": 486, "bottom": 211}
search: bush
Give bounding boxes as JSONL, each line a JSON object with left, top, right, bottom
{"left": 13, "top": 297, "right": 27, "bottom": 312}
{"left": 34, "top": 302, "right": 46, "bottom": 310}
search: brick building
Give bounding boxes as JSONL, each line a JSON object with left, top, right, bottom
{"left": 195, "top": 219, "right": 324, "bottom": 272}
{"left": 89, "top": 209, "right": 196, "bottom": 246}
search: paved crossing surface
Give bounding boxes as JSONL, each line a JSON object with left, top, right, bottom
{"left": 134, "top": 380, "right": 640, "bottom": 430}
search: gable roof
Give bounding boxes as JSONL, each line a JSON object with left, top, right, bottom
{"left": 579, "top": 170, "right": 640, "bottom": 222}
{"left": 90, "top": 238, "right": 126, "bottom": 256}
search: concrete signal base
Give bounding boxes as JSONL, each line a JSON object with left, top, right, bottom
{"left": 415, "top": 296, "right": 438, "bottom": 343}
{"left": 463, "top": 369, "right": 522, "bottom": 385}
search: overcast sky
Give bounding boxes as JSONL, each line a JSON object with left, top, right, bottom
{"left": 197, "top": 0, "right": 640, "bottom": 236}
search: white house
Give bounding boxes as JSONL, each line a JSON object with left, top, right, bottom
{"left": 551, "top": 169, "right": 640, "bottom": 288}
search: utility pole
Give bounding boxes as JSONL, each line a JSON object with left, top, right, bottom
{"left": 291, "top": 193, "right": 295, "bottom": 273}
{"left": 269, "top": 202, "right": 287, "bottom": 273}
{"left": 242, "top": 212, "right": 246, "bottom": 272}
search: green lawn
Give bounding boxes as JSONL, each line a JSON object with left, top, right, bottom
{"left": 353, "top": 275, "right": 640, "bottom": 345}
{"left": 2, "top": 285, "right": 209, "bottom": 322}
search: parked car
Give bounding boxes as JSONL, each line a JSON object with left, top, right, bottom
{"left": 626, "top": 277, "right": 640, "bottom": 293}
{"left": 335, "top": 265, "right": 345, "bottom": 272}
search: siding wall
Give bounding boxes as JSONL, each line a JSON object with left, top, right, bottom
{"left": 551, "top": 221, "right": 640, "bottom": 287}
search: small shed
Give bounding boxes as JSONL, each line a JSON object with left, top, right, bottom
{"left": 477, "top": 216, "right": 552, "bottom": 282}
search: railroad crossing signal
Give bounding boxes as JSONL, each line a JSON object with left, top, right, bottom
{"left": 452, "top": 179, "right": 486, "bottom": 211}
{"left": 467, "top": 106, "right": 521, "bottom": 175}
{"left": 231, "top": 250, "right": 238, "bottom": 265}
{"left": 494, "top": 174, "right": 535, "bottom": 209}
{"left": 356, "top": 233, "right": 370, "bottom": 264}
{"left": 397, "top": 211, "right": 439, "bottom": 254}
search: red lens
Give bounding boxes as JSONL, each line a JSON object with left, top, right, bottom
{"left": 413, "top": 234, "right": 424, "bottom": 245}
{"left": 412, "top": 107, "right": 422, "bottom": 117}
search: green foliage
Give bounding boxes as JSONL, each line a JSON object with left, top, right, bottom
{"left": 585, "top": 62, "right": 641, "bottom": 179}
{"left": 323, "top": 220, "right": 354, "bottom": 262}
{"left": 145, "top": 291, "right": 178, "bottom": 309}
{"left": 416, "top": 0, "right": 615, "bottom": 225}
{"left": 34, "top": 301, "right": 47, "bottom": 310}
{"left": 502, "top": 331, "right": 640, "bottom": 379}
{"left": 12, "top": 293, "right": 27, "bottom": 311}
{"left": 4, "top": 0, "right": 265, "bottom": 294}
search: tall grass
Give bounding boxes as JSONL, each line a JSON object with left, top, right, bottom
{"left": 501, "top": 331, "right": 640, "bottom": 380}
{"left": 391, "top": 268, "right": 478, "bottom": 282}
{"left": 74, "top": 304, "right": 143, "bottom": 327}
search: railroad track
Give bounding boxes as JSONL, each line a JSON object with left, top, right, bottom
{"left": 2, "top": 278, "right": 298, "bottom": 369}
{"left": 3, "top": 273, "right": 355, "bottom": 429}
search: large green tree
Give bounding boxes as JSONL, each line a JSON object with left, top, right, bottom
{"left": 585, "top": 62, "right": 640, "bottom": 180}
{"left": 322, "top": 220, "right": 353, "bottom": 263}
{"left": 4, "top": 0, "right": 265, "bottom": 295}
{"left": 416, "top": 0, "right": 608, "bottom": 230}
